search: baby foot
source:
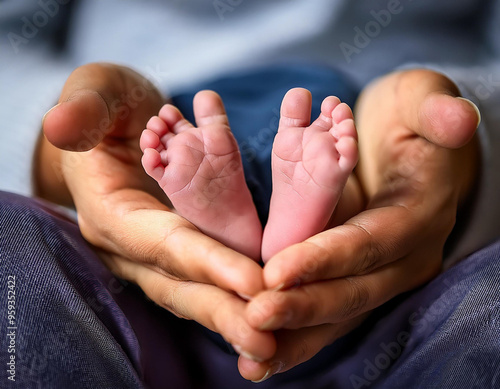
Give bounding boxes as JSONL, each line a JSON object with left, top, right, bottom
{"left": 262, "top": 88, "right": 358, "bottom": 262}
{"left": 140, "top": 90, "right": 262, "bottom": 260}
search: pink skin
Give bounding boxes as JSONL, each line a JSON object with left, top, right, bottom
{"left": 140, "top": 90, "right": 262, "bottom": 261}
{"left": 261, "top": 88, "right": 358, "bottom": 262}
{"left": 140, "top": 88, "right": 357, "bottom": 265}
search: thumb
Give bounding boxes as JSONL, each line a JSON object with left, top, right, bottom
{"left": 417, "top": 93, "right": 481, "bottom": 149}
{"left": 43, "top": 89, "right": 109, "bottom": 151}
{"left": 42, "top": 63, "right": 164, "bottom": 151}
{"left": 397, "top": 70, "right": 481, "bottom": 149}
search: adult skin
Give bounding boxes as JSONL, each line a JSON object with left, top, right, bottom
{"left": 241, "top": 69, "right": 480, "bottom": 381}
{"left": 36, "top": 65, "right": 480, "bottom": 382}
{"left": 37, "top": 63, "right": 276, "bottom": 362}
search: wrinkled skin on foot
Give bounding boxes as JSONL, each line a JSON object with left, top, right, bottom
{"left": 262, "top": 88, "right": 358, "bottom": 262}
{"left": 140, "top": 92, "right": 262, "bottom": 260}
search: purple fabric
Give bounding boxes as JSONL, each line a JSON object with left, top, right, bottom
{"left": 0, "top": 191, "right": 191, "bottom": 388}
{"left": 1, "top": 190, "right": 500, "bottom": 388}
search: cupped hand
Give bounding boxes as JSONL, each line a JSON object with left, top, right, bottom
{"left": 241, "top": 69, "right": 481, "bottom": 381}
{"left": 38, "top": 63, "right": 275, "bottom": 360}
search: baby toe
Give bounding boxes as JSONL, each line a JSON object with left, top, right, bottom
{"left": 337, "top": 136, "right": 359, "bottom": 173}
{"left": 332, "top": 102, "right": 353, "bottom": 124}
{"left": 140, "top": 128, "right": 161, "bottom": 152}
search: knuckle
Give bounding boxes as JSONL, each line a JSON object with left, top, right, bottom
{"left": 156, "top": 224, "right": 193, "bottom": 278}
{"left": 156, "top": 282, "right": 190, "bottom": 320}
{"left": 292, "top": 337, "right": 311, "bottom": 363}
{"left": 292, "top": 241, "right": 330, "bottom": 283}
{"left": 288, "top": 288, "right": 321, "bottom": 329}
{"left": 147, "top": 241, "right": 176, "bottom": 276}
{"left": 253, "top": 296, "right": 279, "bottom": 322}
{"left": 357, "top": 245, "right": 380, "bottom": 275}
{"left": 133, "top": 235, "right": 175, "bottom": 277}
{"left": 340, "top": 277, "right": 370, "bottom": 319}
{"left": 234, "top": 316, "right": 254, "bottom": 342}
{"left": 350, "top": 224, "right": 383, "bottom": 274}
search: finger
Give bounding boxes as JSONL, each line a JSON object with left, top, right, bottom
{"left": 249, "top": 251, "right": 440, "bottom": 330}
{"left": 101, "top": 252, "right": 276, "bottom": 362}
{"left": 263, "top": 204, "right": 425, "bottom": 289}
{"left": 43, "top": 89, "right": 110, "bottom": 151}
{"left": 88, "top": 191, "right": 265, "bottom": 298}
{"left": 393, "top": 70, "right": 479, "bottom": 149}
{"left": 238, "top": 316, "right": 367, "bottom": 382}
{"left": 192, "top": 90, "right": 230, "bottom": 128}
{"left": 417, "top": 93, "right": 480, "bottom": 149}
{"left": 43, "top": 63, "right": 164, "bottom": 150}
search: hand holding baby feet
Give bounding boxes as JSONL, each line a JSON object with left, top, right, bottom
{"left": 261, "top": 88, "right": 358, "bottom": 262}
{"left": 140, "top": 90, "right": 262, "bottom": 261}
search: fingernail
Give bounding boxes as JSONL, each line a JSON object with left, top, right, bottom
{"left": 457, "top": 97, "right": 481, "bottom": 128}
{"left": 259, "top": 310, "right": 292, "bottom": 331}
{"left": 272, "top": 278, "right": 301, "bottom": 291}
{"left": 42, "top": 103, "right": 61, "bottom": 126}
{"left": 251, "top": 361, "right": 284, "bottom": 383}
{"left": 236, "top": 292, "right": 253, "bottom": 301}
{"left": 231, "top": 344, "right": 264, "bottom": 363}
{"left": 271, "top": 282, "right": 286, "bottom": 292}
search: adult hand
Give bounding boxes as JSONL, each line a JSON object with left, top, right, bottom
{"left": 241, "top": 69, "right": 481, "bottom": 381}
{"left": 37, "top": 63, "right": 275, "bottom": 361}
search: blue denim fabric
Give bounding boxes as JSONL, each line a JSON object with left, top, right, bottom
{"left": 312, "top": 239, "right": 500, "bottom": 389}
{"left": 0, "top": 192, "right": 142, "bottom": 388}
{"left": 1, "top": 191, "right": 499, "bottom": 389}
{"left": 0, "top": 192, "right": 198, "bottom": 389}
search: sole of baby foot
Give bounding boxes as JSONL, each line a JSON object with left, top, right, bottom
{"left": 141, "top": 90, "right": 262, "bottom": 261}
{"left": 262, "top": 88, "right": 358, "bottom": 262}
